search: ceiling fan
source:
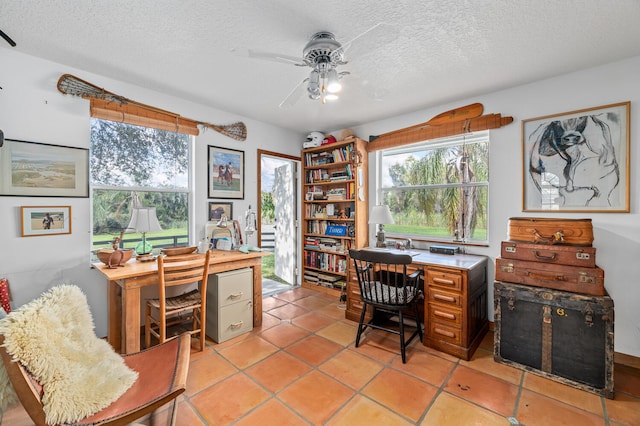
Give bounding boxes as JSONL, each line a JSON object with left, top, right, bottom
{"left": 247, "top": 24, "right": 390, "bottom": 108}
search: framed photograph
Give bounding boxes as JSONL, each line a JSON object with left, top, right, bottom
{"left": 522, "top": 102, "right": 630, "bottom": 212}
{"left": 21, "top": 206, "right": 72, "bottom": 237}
{"left": 0, "top": 139, "right": 89, "bottom": 197}
{"left": 208, "top": 202, "right": 233, "bottom": 221}
{"left": 208, "top": 146, "right": 244, "bottom": 199}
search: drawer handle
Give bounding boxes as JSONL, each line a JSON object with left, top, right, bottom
{"left": 434, "top": 327, "right": 455, "bottom": 338}
{"left": 434, "top": 310, "right": 456, "bottom": 320}
{"left": 434, "top": 294, "right": 456, "bottom": 303}
{"left": 229, "top": 292, "right": 244, "bottom": 299}
{"left": 432, "top": 277, "right": 455, "bottom": 286}
{"left": 230, "top": 321, "right": 244, "bottom": 329}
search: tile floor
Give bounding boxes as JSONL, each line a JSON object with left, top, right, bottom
{"left": 3, "top": 286, "right": 640, "bottom": 425}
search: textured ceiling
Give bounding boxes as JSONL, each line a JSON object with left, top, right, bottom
{"left": 2, "top": 1, "right": 640, "bottom": 134}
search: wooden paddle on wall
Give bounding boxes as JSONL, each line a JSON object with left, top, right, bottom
{"left": 369, "top": 102, "right": 484, "bottom": 141}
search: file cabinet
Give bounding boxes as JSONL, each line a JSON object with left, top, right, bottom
{"left": 206, "top": 267, "right": 253, "bottom": 343}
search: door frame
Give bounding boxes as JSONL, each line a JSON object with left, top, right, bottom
{"left": 257, "top": 149, "right": 301, "bottom": 283}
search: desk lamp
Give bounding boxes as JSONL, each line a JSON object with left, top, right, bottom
{"left": 369, "top": 205, "right": 394, "bottom": 248}
{"left": 127, "top": 202, "right": 162, "bottom": 256}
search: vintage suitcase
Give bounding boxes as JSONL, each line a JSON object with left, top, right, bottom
{"left": 494, "top": 281, "right": 614, "bottom": 398}
{"left": 500, "top": 241, "right": 596, "bottom": 268}
{"left": 507, "top": 217, "right": 593, "bottom": 246}
{"left": 495, "top": 258, "right": 605, "bottom": 296}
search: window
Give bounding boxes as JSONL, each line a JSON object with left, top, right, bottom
{"left": 377, "top": 131, "right": 489, "bottom": 243}
{"left": 90, "top": 119, "right": 192, "bottom": 253}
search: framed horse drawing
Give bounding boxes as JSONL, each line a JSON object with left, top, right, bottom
{"left": 208, "top": 146, "right": 245, "bottom": 199}
{"left": 522, "top": 102, "right": 630, "bottom": 212}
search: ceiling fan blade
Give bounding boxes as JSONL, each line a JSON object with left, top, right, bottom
{"left": 279, "top": 78, "right": 308, "bottom": 109}
{"left": 341, "top": 23, "right": 398, "bottom": 61}
{"left": 247, "top": 49, "right": 305, "bottom": 66}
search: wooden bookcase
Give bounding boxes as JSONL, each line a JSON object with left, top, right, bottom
{"left": 301, "top": 137, "right": 368, "bottom": 297}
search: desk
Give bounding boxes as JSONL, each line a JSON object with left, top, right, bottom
{"left": 345, "top": 249, "right": 488, "bottom": 360}
{"left": 93, "top": 249, "right": 268, "bottom": 354}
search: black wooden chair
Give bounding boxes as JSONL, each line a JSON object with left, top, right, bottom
{"left": 349, "top": 249, "right": 424, "bottom": 363}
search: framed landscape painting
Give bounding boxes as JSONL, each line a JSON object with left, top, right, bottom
{"left": 0, "top": 139, "right": 89, "bottom": 197}
{"left": 208, "top": 146, "right": 244, "bottom": 199}
{"left": 21, "top": 206, "right": 72, "bottom": 237}
{"left": 522, "top": 102, "right": 630, "bottom": 212}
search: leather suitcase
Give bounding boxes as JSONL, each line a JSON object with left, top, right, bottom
{"left": 507, "top": 217, "right": 593, "bottom": 246}
{"left": 494, "top": 281, "right": 614, "bottom": 398}
{"left": 495, "top": 258, "right": 605, "bottom": 296}
{"left": 500, "top": 241, "right": 596, "bottom": 268}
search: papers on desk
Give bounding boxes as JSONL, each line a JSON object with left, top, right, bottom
{"left": 366, "top": 247, "right": 421, "bottom": 257}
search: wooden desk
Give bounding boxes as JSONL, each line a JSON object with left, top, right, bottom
{"left": 345, "top": 249, "right": 488, "bottom": 360}
{"left": 93, "top": 249, "right": 268, "bottom": 354}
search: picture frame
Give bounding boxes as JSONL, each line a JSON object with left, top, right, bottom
{"left": 208, "top": 146, "right": 244, "bottom": 199}
{"left": 522, "top": 101, "right": 630, "bottom": 212}
{"left": 21, "top": 206, "right": 72, "bottom": 237}
{"left": 0, "top": 139, "right": 89, "bottom": 197}
{"left": 208, "top": 202, "right": 233, "bottom": 221}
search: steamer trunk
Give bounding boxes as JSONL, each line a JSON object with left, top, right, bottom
{"left": 500, "top": 241, "right": 596, "bottom": 268}
{"left": 495, "top": 258, "right": 605, "bottom": 296}
{"left": 507, "top": 217, "right": 593, "bottom": 246}
{"left": 494, "top": 281, "right": 614, "bottom": 398}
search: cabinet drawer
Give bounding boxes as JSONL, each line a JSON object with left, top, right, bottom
{"left": 212, "top": 268, "right": 253, "bottom": 307}
{"left": 207, "top": 299, "right": 253, "bottom": 343}
{"left": 428, "top": 322, "right": 462, "bottom": 345}
{"left": 428, "top": 288, "right": 462, "bottom": 307}
{"left": 426, "top": 269, "right": 462, "bottom": 291}
{"left": 428, "top": 304, "right": 463, "bottom": 328}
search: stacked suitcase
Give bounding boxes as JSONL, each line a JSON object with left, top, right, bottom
{"left": 494, "top": 217, "right": 614, "bottom": 398}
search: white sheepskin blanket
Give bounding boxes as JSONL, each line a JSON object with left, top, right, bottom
{"left": 0, "top": 285, "right": 138, "bottom": 424}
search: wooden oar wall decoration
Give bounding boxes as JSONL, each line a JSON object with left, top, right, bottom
{"left": 57, "top": 74, "right": 247, "bottom": 141}
{"left": 368, "top": 103, "right": 513, "bottom": 152}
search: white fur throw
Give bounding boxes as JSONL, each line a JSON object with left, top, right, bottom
{"left": 0, "top": 285, "right": 138, "bottom": 424}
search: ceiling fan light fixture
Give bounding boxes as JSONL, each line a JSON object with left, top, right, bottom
{"left": 325, "top": 93, "right": 339, "bottom": 101}
{"left": 326, "top": 68, "right": 342, "bottom": 93}
{"left": 307, "top": 70, "right": 320, "bottom": 94}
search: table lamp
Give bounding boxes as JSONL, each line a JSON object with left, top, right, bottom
{"left": 369, "top": 204, "right": 394, "bottom": 248}
{"left": 127, "top": 206, "right": 162, "bottom": 256}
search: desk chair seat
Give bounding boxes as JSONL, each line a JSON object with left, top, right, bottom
{"left": 349, "top": 249, "right": 424, "bottom": 363}
{"left": 145, "top": 251, "right": 210, "bottom": 351}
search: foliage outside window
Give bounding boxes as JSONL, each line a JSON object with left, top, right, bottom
{"left": 378, "top": 131, "right": 489, "bottom": 243}
{"left": 90, "top": 119, "right": 191, "bottom": 252}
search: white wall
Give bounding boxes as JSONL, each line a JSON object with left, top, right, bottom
{"left": 0, "top": 48, "right": 301, "bottom": 337}
{"left": 354, "top": 55, "right": 640, "bottom": 357}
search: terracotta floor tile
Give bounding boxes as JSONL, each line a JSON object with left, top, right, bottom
{"left": 259, "top": 323, "right": 310, "bottom": 347}
{"left": 278, "top": 370, "right": 355, "bottom": 425}
{"left": 362, "top": 368, "right": 438, "bottom": 422}
{"left": 234, "top": 398, "right": 308, "bottom": 426}
{"left": 255, "top": 311, "right": 282, "bottom": 332}
{"left": 605, "top": 392, "right": 640, "bottom": 425}
{"left": 421, "top": 392, "right": 512, "bottom": 426}
{"left": 523, "top": 372, "right": 604, "bottom": 415}
{"left": 327, "top": 395, "right": 414, "bottom": 426}
{"left": 245, "top": 351, "right": 312, "bottom": 393}
{"left": 478, "top": 329, "right": 494, "bottom": 352}
{"left": 319, "top": 348, "right": 384, "bottom": 390}
{"left": 175, "top": 401, "right": 206, "bottom": 426}
{"left": 186, "top": 351, "right": 238, "bottom": 395}
{"left": 291, "top": 310, "right": 336, "bottom": 332}
{"left": 315, "top": 302, "right": 348, "bottom": 319}
{"left": 517, "top": 388, "right": 605, "bottom": 426}
{"left": 316, "top": 320, "right": 358, "bottom": 346}
{"left": 444, "top": 365, "right": 519, "bottom": 417}
{"left": 1, "top": 403, "right": 32, "bottom": 426}
{"left": 286, "top": 335, "right": 343, "bottom": 366}
{"left": 148, "top": 397, "right": 205, "bottom": 426}
{"left": 349, "top": 329, "right": 419, "bottom": 364}
{"left": 268, "top": 303, "right": 309, "bottom": 320}
{"left": 461, "top": 347, "right": 523, "bottom": 385}
{"left": 274, "top": 287, "right": 317, "bottom": 302}
{"left": 209, "top": 328, "right": 253, "bottom": 350}
{"left": 293, "top": 294, "right": 334, "bottom": 310}
{"left": 615, "top": 364, "right": 640, "bottom": 396}
{"left": 217, "top": 335, "right": 279, "bottom": 369}
{"left": 190, "top": 373, "right": 270, "bottom": 425}
{"left": 262, "top": 295, "right": 289, "bottom": 311}
{"left": 391, "top": 349, "right": 456, "bottom": 387}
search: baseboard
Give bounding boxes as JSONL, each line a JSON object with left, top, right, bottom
{"left": 487, "top": 321, "right": 639, "bottom": 369}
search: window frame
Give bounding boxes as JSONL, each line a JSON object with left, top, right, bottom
{"left": 375, "top": 131, "right": 490, "bottom": 244}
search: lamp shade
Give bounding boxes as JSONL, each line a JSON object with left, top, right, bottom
{"left": 369, "top": 205, "right": 394, "bottom": 225}
{"left": 126, "top": 207, "right": 163, "bottom": 233}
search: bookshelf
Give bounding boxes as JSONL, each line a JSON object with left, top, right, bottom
{"left": 301, "top": 137, "right": 368, "bottom": 296}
